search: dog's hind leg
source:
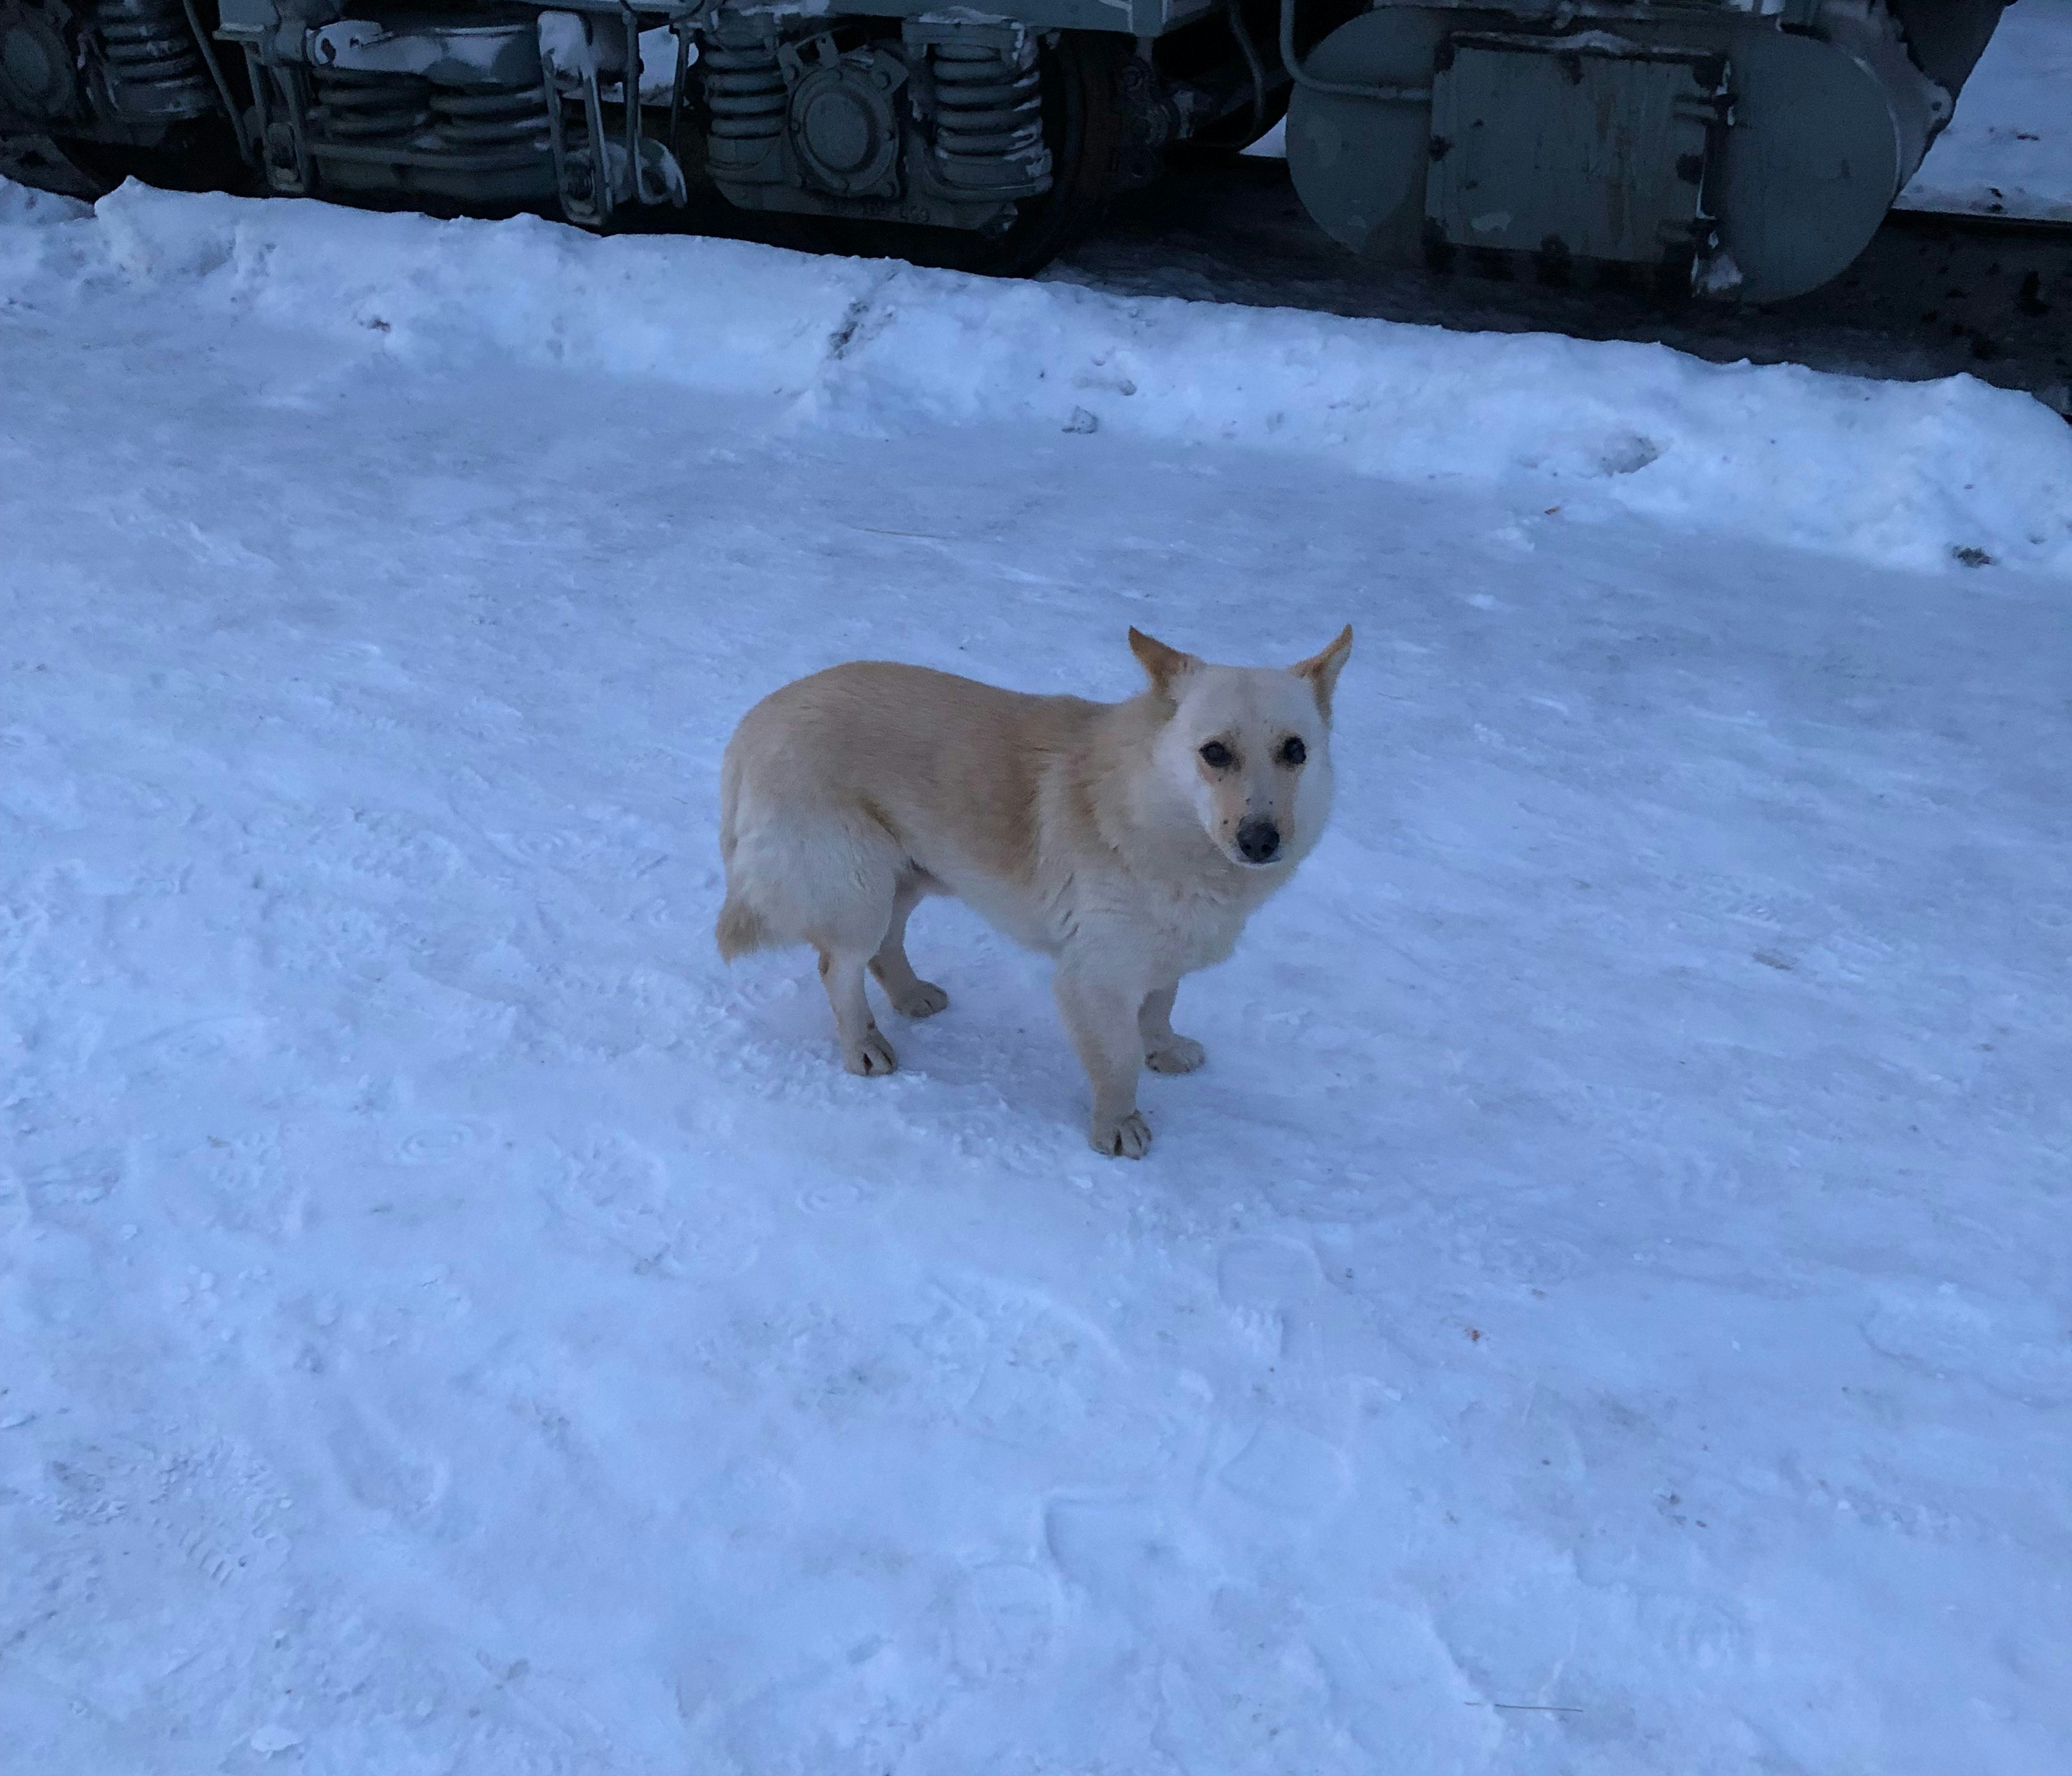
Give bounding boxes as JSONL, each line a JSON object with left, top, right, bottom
{"left": 741, "top": 803, "right": 903, "bottom": 1076}
{"left": 802, "top": 836, "right": 903, "bottom": 1076}
{"left": 818, "top": 941, "right": 898, "bottom": 1076}
{"left": 1056, "top": 963, "right": 1152, "bottom": 1159}
{"left": 1139, "top": 982, "right": 1206, "bottom": 1075}
{"left": 869, "top": 878, "right": 949, "bottom": 1019}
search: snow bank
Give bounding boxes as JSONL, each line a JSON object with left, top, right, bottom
{"left": 6, "top": 175, "right": 2070, "bottom": 576}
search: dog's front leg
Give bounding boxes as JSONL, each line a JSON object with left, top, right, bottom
{"left": 1055, "top": 964, "right": 1152, "bottom": 1159}
{"left": 1139, "top": 982, "right": 1206, "bottom": 1075}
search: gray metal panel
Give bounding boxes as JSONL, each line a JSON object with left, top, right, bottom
{"left": 1426, "top": 37, "right": 1717, "bottom": 265}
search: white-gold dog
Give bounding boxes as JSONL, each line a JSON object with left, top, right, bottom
{"left": 715, "top": 626, "right": 1352, "bottom": 1157}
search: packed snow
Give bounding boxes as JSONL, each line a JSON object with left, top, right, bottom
{"left": 3, "top": 181, "right": 2070, "bottom": 1776}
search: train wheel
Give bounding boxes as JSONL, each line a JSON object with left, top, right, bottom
{"left": 790, "top": 29, "right": 1128, "bottom": 279}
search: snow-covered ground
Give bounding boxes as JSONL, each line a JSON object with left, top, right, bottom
{"left": 4, "top": 182, "right": 2071, "bottom": 1775}
{"left": 1897, "top": 0, "right": 2072, "bottom": 221}
{"left": 1248, "top": 0, "right": 2072, "bottom": 223}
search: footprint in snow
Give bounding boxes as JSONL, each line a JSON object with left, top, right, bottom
{"left": 23, "top": 1146, "right": 127, "bottom": 1229}
{"left": 951, "top": 1562, "right": 1062, "bottom": 1679}
{"left": 1044, "top": 1494, "right": 1200, "bottom": 1605}
{"left": 1217, "top": 1421, "right": 1351, "bottom": 1519}
{"left": 324, "top": 1399, "right": 448, "bottom": 1522}
{"left": 550, "top": 1130, "right": 763, "bottom": 1279}
{"left": 394, "top": 1120, "right": 486, "bottom": 1165}
{"left": 1861, "top": 1286, "right": 2072, "bottom": 1404}
{"left": 1216, "top": 1235, "right": 1322, "bottom": 1359}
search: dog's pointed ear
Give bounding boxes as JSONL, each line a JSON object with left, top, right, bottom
{"left": 1129, "top": 628, "right": 1200, "bottom": 700}
{"left": 1291, "top": 625, "right": 1353, "bottom": 717}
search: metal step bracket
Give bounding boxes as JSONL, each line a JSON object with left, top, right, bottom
{"left": 538, "top": 5, "right": 686, "bottom": 228}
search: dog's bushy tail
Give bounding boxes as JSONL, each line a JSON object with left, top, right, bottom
{"left": 714, "top": 748, "right": 772, "bottom": 961}
{"left": 715, "top": 892, "right": 771, "bottom": 961}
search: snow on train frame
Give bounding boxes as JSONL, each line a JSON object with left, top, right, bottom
{"left": 0, "top": 0, "right": 2024, "bottom": 295}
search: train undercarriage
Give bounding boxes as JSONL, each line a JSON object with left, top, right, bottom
{"left": 0, "top": 0, "right": 2019, "bottom": 296}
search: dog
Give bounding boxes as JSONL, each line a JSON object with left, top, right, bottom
{"left": 715, "top": 625, "right": 1352, "bottom": 1157}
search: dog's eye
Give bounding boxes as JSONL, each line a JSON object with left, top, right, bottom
{"left": 1198, "top": 741, "right": 1233, "bottom": 769}
{"left": 1278, "top": 736, "right": 1307, "bottom": 767}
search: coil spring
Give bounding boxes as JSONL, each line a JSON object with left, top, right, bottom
{"left": 431, "top": 83, "right": 550, "bottom": 148}
{"left": 310, "top": 70, "right": 549, "bottom": 154}
{"left": 703, "top": 38, "right": 785, "bottom": 143}
{"left": 311, "top": 68, "right": 432, "bottom": 143}
{"left": 94, "top": 0, "right": 213, "bottom": 118}
{"left": 931, "top": 40, "right": 1043, "bottom": 165}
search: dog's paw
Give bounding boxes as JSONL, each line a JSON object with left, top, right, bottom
{"left": 890, "top": 980, "right": 950, "bottom": 1019}
{"left": 844, "top": 1030, "right": 899, "bottom": 1077}
{"left": 1090, "top": 1111, "right": 1152, "bottom": 1159}
{"left": 1145, "top": 1034, "right": 1206, "bottom": 1075}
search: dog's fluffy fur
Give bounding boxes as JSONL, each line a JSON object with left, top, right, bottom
{"left": 715, "top": 626, "right": 1352, "bottom": 1157}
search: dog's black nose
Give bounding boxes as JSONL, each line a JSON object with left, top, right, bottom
{"left": 1235, "top": 818, "right": 1281, "bottom": 864}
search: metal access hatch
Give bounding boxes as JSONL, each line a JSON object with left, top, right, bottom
{"left": 1425, "top": 32, "right": 1732, "bottom": 287}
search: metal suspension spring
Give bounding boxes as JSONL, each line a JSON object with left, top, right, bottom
{"left": 931, "top": 40, "right": 1042, "bottom": 163}
{"left": 431, "top": 83, "right": 551, "bottom": 149}
{"left": 311, "top": 67, "right": 433, "bottom": 142}
{"left": 94, "top": 0, "right": 213, "bottom": 116}
{"left": 702, "top": 38, "right": 785, "bottom": 142}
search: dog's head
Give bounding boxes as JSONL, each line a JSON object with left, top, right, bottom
{"left": 1130, "top": 625, "right": 1353, "bottom": 871}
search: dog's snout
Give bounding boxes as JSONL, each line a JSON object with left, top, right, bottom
{"left": 1235, "top": 818, "right": 1281, "bottom": 864}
